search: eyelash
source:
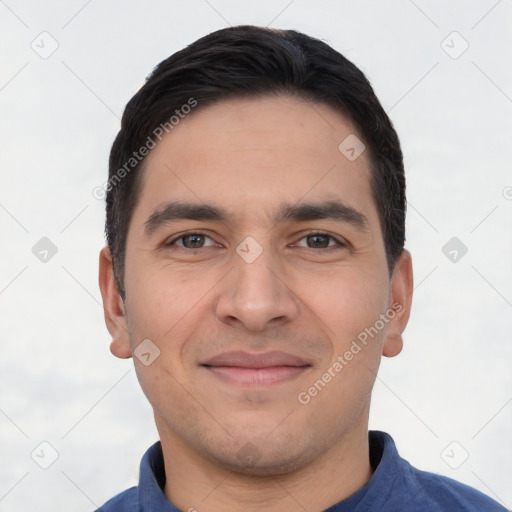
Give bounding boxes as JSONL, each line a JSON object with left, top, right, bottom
{"left": 165, "top": 231, "right": 346, "bottom": 250}
{"left": 165, "top": 231, "right": 218, "bottom": 249}
{"left": 293, "top": 231, "right": 346, "bottom": 249}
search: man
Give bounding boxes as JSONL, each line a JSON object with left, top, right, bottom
{"left": 97, "top": 25, "right": 506, "bottom": 511}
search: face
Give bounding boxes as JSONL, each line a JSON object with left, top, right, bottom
{"left": 100, "top": 95, "right": 412, "bottom": 476}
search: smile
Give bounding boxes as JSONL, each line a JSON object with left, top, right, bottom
{"left": 201, "top": 351, "right": 311, "bottom": 387}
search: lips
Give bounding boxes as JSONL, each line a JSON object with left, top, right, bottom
{"left": 203, "top": 350, "right": 310, "bottom": 368}
{"left": 201, "top": 351, "right": 311, "bottom": 387}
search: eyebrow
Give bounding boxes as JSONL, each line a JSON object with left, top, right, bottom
{"left": 144, "top": 202, "right": 228, "bottom": 235}
{"left": 274, "top": 201, "right": 369, "bottom": 230}
{"left": 144, "top": 200, "right": 369, "bottom": 236}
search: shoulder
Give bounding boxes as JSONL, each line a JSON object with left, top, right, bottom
{"left": 410, "top": 467, "right": 507, "bottom": 511}
{"left": 398, "top": 458, "right": 508, "bottom": 511}
{"left": 368, "top": 432, "right": 508, "bottom": 512}
{"left": 94, "top": 486, "right": 139, "bottom": 512}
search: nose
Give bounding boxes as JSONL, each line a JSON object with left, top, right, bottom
{"left": 215, "top": 246, "right": 299, "bottom": 332}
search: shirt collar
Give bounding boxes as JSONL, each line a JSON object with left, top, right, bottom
{"left": 137, "top": 441, "right": 180, "bottom": 510}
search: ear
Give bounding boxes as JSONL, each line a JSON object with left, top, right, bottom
{"left": 98, "top": 246, "right": 132, "bottom": 359}
{"left": 382, "top": 249, "right": 413, "bottom": 358}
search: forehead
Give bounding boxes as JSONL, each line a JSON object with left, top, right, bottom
{"left": 133, "top": 95, "right": 377, "bottom": 227}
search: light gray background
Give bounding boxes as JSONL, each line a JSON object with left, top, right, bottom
{"left": 1, "top": 0, "right": 511, "bottom": 510}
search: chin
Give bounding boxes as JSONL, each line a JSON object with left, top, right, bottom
{"left": 201, "top": 427, "right": 322, "bottom": 477}
{"left": 212, "top": 445, "right": 312, "bottom": 477}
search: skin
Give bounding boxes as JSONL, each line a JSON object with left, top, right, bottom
{"left": 99, "top": 95, "right": 413, "bottom": 512}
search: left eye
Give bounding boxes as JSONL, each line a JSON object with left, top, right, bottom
{"left": 295, "top": 234, "right": 341, "bottom": 249}
{"left": 172, "top": 234, "right": 216, "bottom": 249}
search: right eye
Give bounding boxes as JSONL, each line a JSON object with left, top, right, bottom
{"left": 165, "top": 232, "right": 220, "bottom": 250}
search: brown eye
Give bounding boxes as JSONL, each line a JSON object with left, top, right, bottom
{"left": 169, "top": 233, "right": 217, "bottom": 249}
{"left": 181, "top": 234, "right": 206, "bottom": 248}
{"left": 306, "top": 234, "right": 331, "bottom": 248}
{"left": 293, "top": 232, "right": 345, "bottom": 250}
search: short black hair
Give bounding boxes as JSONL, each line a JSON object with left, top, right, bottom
{"left": 106, "top": 25, "right": 406, "bottom": 297}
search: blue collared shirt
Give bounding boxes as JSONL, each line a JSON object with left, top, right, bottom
{"left": 96, "top": 431, "right": 507, "bottom": 511}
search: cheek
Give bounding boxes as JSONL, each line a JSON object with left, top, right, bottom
{"left": 126, "top": 258, "right": 199, "bottom": 333}
{"left": 124, "top": 269, "right": 206, "bottom": 408}
{"left": 297, "top": 271, "right": 388, "bottom": 412}
{"left": 295, "top": 266, "right": 389, "bottom": 347}
{"left": 124, "top": 261, "right": 219, "bottom": 371}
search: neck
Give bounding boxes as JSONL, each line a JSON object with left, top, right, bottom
{"left": 158, "top": 420, "right": 373, "bottom": 512}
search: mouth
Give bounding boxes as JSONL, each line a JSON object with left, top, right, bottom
{"left": 201, "top": 351, "right": 312, "bottom": 387}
